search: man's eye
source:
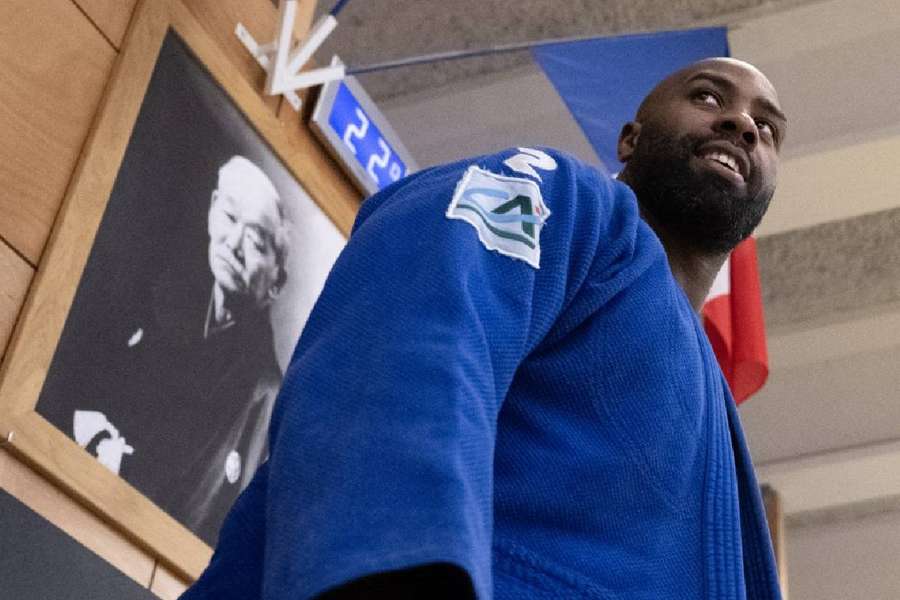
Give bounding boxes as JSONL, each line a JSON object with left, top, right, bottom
{"left": 225, "top": 212, "right": 237, "bottom": 223}
{"left": 694, "top": 91, "right": 721, "bottom": 107}
{"left": 245, "top": 230, "right": 268, "bottom": 253}
{"left": 756, "top": 119, "right": 776, "bottom": 139}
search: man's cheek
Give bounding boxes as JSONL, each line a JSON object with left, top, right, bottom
{"left": 243, "top": 263, "right": 265, "bottom": 294}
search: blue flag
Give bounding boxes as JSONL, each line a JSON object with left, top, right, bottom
{"left": 532, "top": 27, "right": 729, "bottom": 172}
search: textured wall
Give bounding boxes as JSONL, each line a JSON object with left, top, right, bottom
{"left": 759, "top": 206, "right": 900, "bottom": 330}
{"left": 786, "top": 506, "right": 900, "bottom": 599}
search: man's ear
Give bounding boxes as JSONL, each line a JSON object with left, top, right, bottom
{"left": 617, "top": 121, "right": 642, "bottom": 163}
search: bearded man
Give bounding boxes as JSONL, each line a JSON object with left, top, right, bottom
{"left": 183, "top": 57, "right": 786, "bottom": 600}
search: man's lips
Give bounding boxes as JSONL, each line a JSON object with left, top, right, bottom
{"left": 695, "top": 142, "right": 750, "bottom": 183}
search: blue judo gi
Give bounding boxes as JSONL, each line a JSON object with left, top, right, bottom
{"left": 181, "top": 148, "right": 782, "bottom": 599}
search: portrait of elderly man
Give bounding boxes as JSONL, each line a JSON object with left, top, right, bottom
{"left": 38, "top": 155, "right": 291, "bottom": 545}
{"left": 172, "top": 155, "right": 291, "bottom": 539}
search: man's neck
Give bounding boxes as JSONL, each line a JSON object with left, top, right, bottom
{"left": 637, "top": 205, "right": 729, "bottom": 313}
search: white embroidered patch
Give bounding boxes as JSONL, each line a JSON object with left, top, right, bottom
{"left": 446, "top": 166, "right": 550, "bottom": 268}
{"left": 503, "top": 147, "right": 558, "bottom": 181}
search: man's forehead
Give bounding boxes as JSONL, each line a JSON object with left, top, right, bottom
{"left": 639, "top": 57, "right": 783, "bottom": 118}
{"left": 679, "top": 58, "right": 779, "bottom": 99}
{"left": 216, "top": 188, "right": 282, "bottom": 229}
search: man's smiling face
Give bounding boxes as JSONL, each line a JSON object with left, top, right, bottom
{"left": 618, "top": 58, "right": 787, "bottom": 254}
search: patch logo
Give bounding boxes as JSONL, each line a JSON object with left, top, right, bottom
{"left": 446, "top": 166, "right": 550, "bottom": 268}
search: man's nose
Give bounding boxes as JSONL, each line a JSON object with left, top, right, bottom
{"left": 225, "top": 224, "right": 245, "bottom": 258}
{"left": 715, "top": 111, "right": 757, "bottom": 149}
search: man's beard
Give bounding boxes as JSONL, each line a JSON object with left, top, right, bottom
{"left": 625, "top": 123, "right": 774, "bottom": 254}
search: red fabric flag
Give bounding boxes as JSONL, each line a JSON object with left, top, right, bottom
{"left": 702, "top": 237, "right": 769, "bottom": 403}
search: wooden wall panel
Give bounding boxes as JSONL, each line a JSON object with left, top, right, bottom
{"left": 0, "top": 448, "right": 155, "bottom": 587}
{"left": 72, "top": 0, "right": 138, "bottom": 48}
{"left": 71, "top": 0, "right": 316, "bottom": 53}
{"left": 150, "top": 563, "right": 190, "bottom": 600}
{"left": 185, "top": 0, "right": 284, "bottom": 113}
{"left": 0, "top": 241, "right": 34, "bottom": 362}
{"left": 184, "top": 0, "right": 321, "bottom": 115}
{"left": 68, "top": 0, "right": 317, "bottom": 77}
{"left": 0, "top": 0, "right": 116, "bottom": 265}
{"left": 279, "top": 98, "right": 362, "bottom": 232}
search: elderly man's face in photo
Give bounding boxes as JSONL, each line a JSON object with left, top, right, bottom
{"left": 207, "top": 165, "right": 283, "bottom": 308}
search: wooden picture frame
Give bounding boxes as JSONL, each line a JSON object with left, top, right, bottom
{"left": 0, "top": 0, "right": 359, "bottom": 580}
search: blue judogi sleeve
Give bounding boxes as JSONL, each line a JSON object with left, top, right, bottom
{"left": 182, "top": 148, "right": 641, "bottom": 600}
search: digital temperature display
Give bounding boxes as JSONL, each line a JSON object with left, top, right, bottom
{"left": 311, "top": 74, "right": 417, "bottom": 196}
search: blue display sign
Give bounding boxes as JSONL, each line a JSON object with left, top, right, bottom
{"left": 311, "top": 74, "right": 417, "bottom": 196}
{"left": 329, "top": 82, "right": 407, "bottom": 190}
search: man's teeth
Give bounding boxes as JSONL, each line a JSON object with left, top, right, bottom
{"left": 703, "top": 151, "right": 740, "bottom": 175}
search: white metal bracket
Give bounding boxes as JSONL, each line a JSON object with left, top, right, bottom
{"left": 235, "top": 0, "right": 346, "bottom": 112}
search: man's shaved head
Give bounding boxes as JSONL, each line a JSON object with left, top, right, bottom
{"left": 617, "top": 57, "right": 786, "bottom": 254}
{"left": 635, "top": 58, "right": 780, "bottom": 122}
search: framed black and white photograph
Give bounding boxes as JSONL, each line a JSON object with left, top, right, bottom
{"left": 0, "top": 0, "right": 359, "bottom": 579}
